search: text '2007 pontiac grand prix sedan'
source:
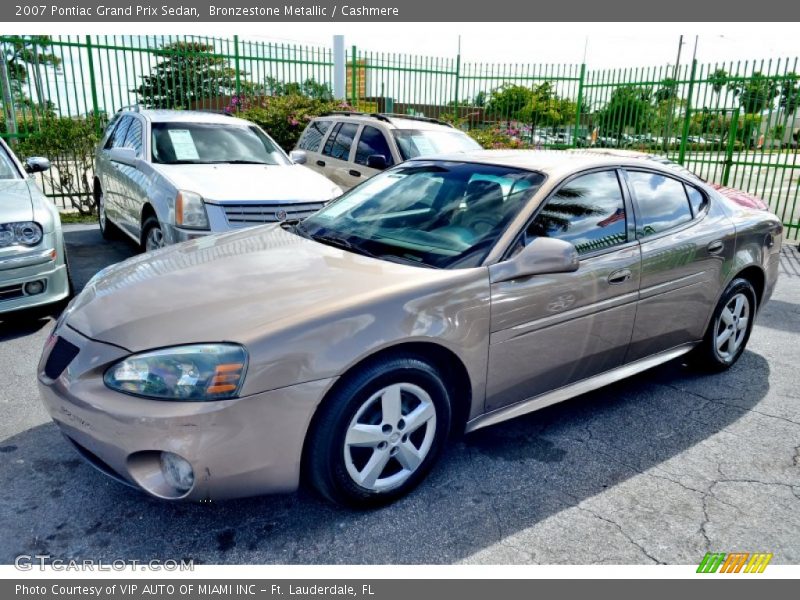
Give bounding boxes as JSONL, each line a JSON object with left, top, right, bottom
{"left": 38, "top": 150, "right": 782, "bottom": 507}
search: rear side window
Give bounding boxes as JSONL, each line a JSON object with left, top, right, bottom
{"left": 685, "top": 185, "right": 708, "bottom": 217}
{"left": 298, "top": 120, "right": 332, "bottom": 152}
{"left": 355, "top": 125, "right": 395, "bottom": 167}
{"left": 104, "top": 116, "right": 132, "bottom": 150}
{"left": 123, "top": 118, "right": 144, "bottom": 158}
{"left": 627, "top": 171, "right": 693, "bottom": 237}
{"left": 322, "top": 122, "right": 358, "bottom": 161}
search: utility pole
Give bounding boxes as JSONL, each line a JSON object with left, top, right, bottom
{"left": 0, "top": 51, "right": 18, "bottom": 142}
{"left": 664, "top": 35, "right": 685, "bottom": 153}
{"left": 332, "top": 35, "right": 345, "bottom": 101}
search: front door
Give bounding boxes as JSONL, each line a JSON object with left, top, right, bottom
{"left": 486, "top": 169, "right": 641, "bottom": 411}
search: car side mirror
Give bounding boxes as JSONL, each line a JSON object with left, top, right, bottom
{"left": 24, "top": 156, "right": 50, "bottom": 174}
{"left": 289, "top": 150, "right": 308, "bottom": 165}
{"left": 366, "top": 154, "right": 388, "bottom": 170}
{"left": 488, "top": 237, "right": 579, "bottom": 283}
{"left": 107, "top": 147, "right": 138, "bottom": 166}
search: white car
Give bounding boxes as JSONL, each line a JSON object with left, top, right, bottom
{"left": 94, "top": 109, "right": 342, "bottom": 251}
{"left": 0, "top": 138, "right": 71, "bottom": 315}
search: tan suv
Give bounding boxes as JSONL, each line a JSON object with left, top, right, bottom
{"left": 290, "top": 112, "right": 481, "bottom": 190}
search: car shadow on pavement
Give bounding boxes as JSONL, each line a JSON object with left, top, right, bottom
{"left": 0, "top": 350, "right": 770, "bottom": 565}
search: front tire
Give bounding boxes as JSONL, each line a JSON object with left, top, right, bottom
{"left": 305, "top": 356, "right": 452, "bottom": 508}
{"left": 141, "top": 216, "right": 165, "bottom": 252}
{"left": 96, "top": 186, "right": 119, "bottom": 240}
{"left": 692, "top": 278, "right": 757, "bottom": 371}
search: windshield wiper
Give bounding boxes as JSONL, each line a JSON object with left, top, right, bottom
{"left": 310, "top": 232, "right": 381, "bottom": 260}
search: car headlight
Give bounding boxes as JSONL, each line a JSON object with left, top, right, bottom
{"left": 104, "top": 344, "right": 248, "bottom": 401}
{"left": 0, "top": 222, "right": 43, "bottom": 247}
{"left": 175, "top": 191, "right": 209, "bottom": 230}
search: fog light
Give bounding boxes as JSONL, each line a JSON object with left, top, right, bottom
{"left": 159, "top": 452, "right": 194, "bottom": 493}
{"left": 24, "top": 280, "right": 45, "bottom": 295}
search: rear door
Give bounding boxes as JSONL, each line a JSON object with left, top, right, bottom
{"left": 116, "top": 115, "right": 148, "bottom": 239}
{"left": 318, "top": 121, "right": 360, "bottom": 189}
{"left": 624, "top": 169, "right": 736, "bottom": 361}
{"left": 101, "top": 115, "right": 133, "bottom": 224}
{"left": 486, "top": 169, "right": 641, "bottom": 411}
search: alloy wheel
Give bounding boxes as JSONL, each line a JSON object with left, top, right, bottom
{"left": 715, "top": 292, "right": 750, "bottom": 361}
{"left": 145, "top": 226, "right": 165, "bottom": 251}
{"left": 343, "top": 382, "right": 437, "bottom": 492}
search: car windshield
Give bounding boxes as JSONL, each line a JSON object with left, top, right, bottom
{"left": 299, "top": 161, "right": 545, "bottom": 269}
{"left": 392, "top": 129, "right": 482, "bottom": 160}
{"left": 0, "top": 144, "right": 20, "bottom": 179}
{"left": 150, "top": 122, "right": 289, "bottom": 165}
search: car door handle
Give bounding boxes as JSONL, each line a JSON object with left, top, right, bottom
{"left": 349, "top": 169, "right": 361, "bottom": 177}
{"left": 607, "top": 268, "right": 632, "bottom": 285}
{"left": 316, "top": 160, "right": 326, "bottom": 167}
{"left": 707, "top": 240, "right": 725, "bottom": 254}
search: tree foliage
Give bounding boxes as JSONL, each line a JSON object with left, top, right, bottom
{"left": 132, "top": 41, "right": 238, "bottom": 109}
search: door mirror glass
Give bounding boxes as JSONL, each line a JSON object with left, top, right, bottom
{"left": 366, "top": 154, "right": 389, "bottom": 170}
{"left": 489, "top": 237, "right": 579, "bottom": 283}
{"left": 289, "top": 150, "right": 308, "bottom": 164}
{"left": 24, "top": 157, "right": 50, "bottom": 174}
{"left": 107, "top": 147, "right": 137, "bottom": 166}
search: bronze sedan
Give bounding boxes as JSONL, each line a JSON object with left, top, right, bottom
{"left": 38, "top": 150, "right": 782, "bottom": 507}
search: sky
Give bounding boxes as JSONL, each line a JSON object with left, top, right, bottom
{"left": 227, "top": 22, "right": 798, "bottom": 69}
{"left": 36, "top": 22, "right": 800, "bottom": 69}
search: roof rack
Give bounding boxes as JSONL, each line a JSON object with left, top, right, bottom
{"left": 116, "top": 104, "right": 143, "bottom": 113}
{"left": 324, "top": 111, "right": 453, "bottom": 128}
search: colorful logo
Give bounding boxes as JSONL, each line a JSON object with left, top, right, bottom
{"left": 697, "top": 552, "right": 773, "bottom": 573}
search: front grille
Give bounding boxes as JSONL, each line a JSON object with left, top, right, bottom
{"left": 0, "top": 283, "right": 24, "bottom": 302}
{"left": 222, "top": 202, "right": 326, "bottom": 227}
{"left": 44, "top": 337, "right": 80, "bottom": 380}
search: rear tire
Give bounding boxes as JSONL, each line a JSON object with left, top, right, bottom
{"left": 96, "top": 185, "right": 119, "bottom": 240}
{"left": 691, "top": 277, "right": 756, "bottom": 371}
{"left": 305, "top": 355, "right": 452, "bottom": 508}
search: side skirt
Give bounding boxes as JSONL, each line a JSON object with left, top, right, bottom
{"left": 465, "top": 343, "right": 697, "bottom": 433}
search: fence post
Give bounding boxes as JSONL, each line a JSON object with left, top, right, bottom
{"left": 453, "top": 51, "right": 461, "bottom": 123}
{"left": 0, "top": 42, "right": 18, "bottom": 143}
{"left": 573, "top": 63, "right": 586, "bottom": 147}
{"left": 677, "top": 59, "right": 697, "bottom": 165}
{"left": 722, "top": 107, "right": 740, "bottom": 187}
{"left": 84, "top": 36, "right": 101, "bottom": 129}
{"left": 233, "top": 35, "right": 242, "bottom": 98}
{"left": 351, "top": 45, "right": 357, "bottom": 107}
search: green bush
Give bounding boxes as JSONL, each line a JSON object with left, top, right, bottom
{"left": 468, "top": 125, "right": 532, "bottom": 149}
{"left": 16, "top": 114, "right": 106, "bottom": 215}
{"left": 237, "top": 95, "right": 352, "bottom": 152}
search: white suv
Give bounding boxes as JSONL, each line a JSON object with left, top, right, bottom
{"left": 291, "top": 112, "right": 481, "bottom": 191}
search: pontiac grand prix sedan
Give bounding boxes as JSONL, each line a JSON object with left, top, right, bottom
{"left": 38, "top": 150, "right": 782, "bottom": 507}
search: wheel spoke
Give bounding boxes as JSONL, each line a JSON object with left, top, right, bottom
{"left": 395, "top": 441, "right": 423, "bottom": 471}
{"left": 716, "top": 327, "right": 733, "bottom": 350}
{"left": 380, "top": 384, "right": 403, "bottom": 425}
{"left": 402, "top": 401, "right": 435, "bottom": 434}
{"left": 733, "top": 295, "right": 745, "bottom": 319}
{"left": 345, "top": 424, "right": 384, "bottom": 448}
{"left": 358, "top": 448, "right": 391, "bottom": 488}
{"left": 720, "top": 307, "right": 734, "bottom": 326}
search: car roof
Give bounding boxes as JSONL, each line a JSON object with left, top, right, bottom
{"left": 120, "top": 108, "right": 253, "bottom": 127}
{"left": 318, "top": 112, "right": 453, "bottom": 131}
{"left": 408, "top": 149, "right": 701, "bottom": 178}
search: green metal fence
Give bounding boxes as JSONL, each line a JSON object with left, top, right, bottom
{"left": 2, "top": 34, "right": 799, "bottom": 239}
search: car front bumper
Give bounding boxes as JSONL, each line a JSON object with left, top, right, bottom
{"left": 0, "top": 246, "right": 70, "bottom": 315}
{"left": 37, "top": 323, "right": 334, "bottom": 501}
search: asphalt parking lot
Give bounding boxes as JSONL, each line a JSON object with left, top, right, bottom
{"left": 0, "top": 224, "right": 798, "bottom": 565}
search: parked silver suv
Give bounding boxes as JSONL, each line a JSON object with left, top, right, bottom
{"left": 292, "top": 112, "right": 481, "bottom": 191}
{"left": 94, "top": 109, "right": 342, "bottom": 251}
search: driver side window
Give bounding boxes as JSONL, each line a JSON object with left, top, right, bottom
{"left": 525, "top": 170, "right": 628, "bottom": 255}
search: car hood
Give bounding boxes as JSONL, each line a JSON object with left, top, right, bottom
{"left": 65, "top": 225, "right": 458, "bottom": 352}
{"left": 0, "top": 179, "right": 34, "bottom": 222}
{"left": 152, "top": 163, "right": 339, "bottom": 203}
